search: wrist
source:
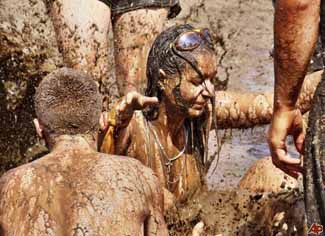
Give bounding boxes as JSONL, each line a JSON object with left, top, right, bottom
{"left": 273, "top": 99, "right": 297, "bottom": 113}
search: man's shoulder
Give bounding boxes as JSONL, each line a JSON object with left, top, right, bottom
{"left": 98, "top": 153, "right": 158, "bottom": 180}
{"left": 0, "top": 156, "right": 53, "bottom": 195}
{"left": 0, "top": 164, "right": 32, "bottom": 200}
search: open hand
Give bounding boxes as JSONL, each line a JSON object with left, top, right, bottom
{"left": 118, "top": 91, "right": 158, "bottom": 114}
{"left": 267, "top": 108, "right": 304, "bottom": 178}
{"left": 100, "top": 91, "right": 158, "bottom": 130}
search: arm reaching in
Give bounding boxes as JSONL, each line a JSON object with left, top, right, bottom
{"left": 99, "top": 91, "right": 158, "bottom": 153}
{"left": 267, "top": 0, "right": 320, "bottom": 178}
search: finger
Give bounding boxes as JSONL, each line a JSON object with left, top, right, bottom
{"left": 272, "top": 158, "right": 301, "bottom": 179}
{"left": 294, "top": 132, "right": 305, "bottom": 154}
{"left": 141, "top": 97, "right": 159, "bottom": 107}
{"left": 276, "top": 148, "right": 301, "bottom": 165}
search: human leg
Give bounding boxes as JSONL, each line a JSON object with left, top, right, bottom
{"left": 112, "top": 8, "right": 168, "bottom": 94}
{"left": 45, "top": 0, "right": 111, "bottom": 83}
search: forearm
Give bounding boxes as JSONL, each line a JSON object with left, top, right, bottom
{"left": 99, "top": 98, "right": 132, "bottom": 154}
{"left": 215, "top": 91, "right": 273, "bottom": 128}
{"left": 46, "top": 0, "right": 110, "bottom": 82}
{"left": 273, "top": 0, "right": 320, "bottom": 111}
{"left": 215, "top": 70, "right": 322, "bottom": 128}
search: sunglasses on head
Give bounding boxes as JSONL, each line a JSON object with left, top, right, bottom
{"left": 172, "top": 28, "right": 213, "bottom": 51}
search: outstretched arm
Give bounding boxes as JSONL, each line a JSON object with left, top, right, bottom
{"left": 44, "top": 0, "right": 110, "bottom": 82}
{"left": 99, "top": 92, "right": 158, "bottom": 153}
{"left": 215, "top": 70, "right": 322, "bottom": 129}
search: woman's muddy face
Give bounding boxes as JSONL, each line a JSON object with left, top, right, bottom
{"left": 163, "top": 52, "right": 217, "bottom": 118}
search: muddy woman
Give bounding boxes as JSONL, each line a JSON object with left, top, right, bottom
{"left": 100, "top": 24, "right": 321, "bottom": 205}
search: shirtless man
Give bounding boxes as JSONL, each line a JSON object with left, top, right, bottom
{"left": 45, "top": 0, "right": 180, "bottom": 94}
{"left": 0, "top": 68, "right": 167, "bottom": 236}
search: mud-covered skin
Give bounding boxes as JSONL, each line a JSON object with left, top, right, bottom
{"left": 99, "top": 0, "right": 180, "bottom": 17}
{"left": 0, "top": 135, "right": 167, "bottom": 236}
{"left": 304, "top": 76, "right": 325, "bottom": 228}
{"left": 166, "top": 187, "right": 306, "bottom": 236}
{"left": 273, "top": 0, "right": 320, "bottom": 111}
{"left": 108, "top": 56, "right": 321, "bottom": 203}
{"left": 111, "top": 51, "right": 217, "bottom": 202}
{"left": 115, "top": 111, "right": 202, "bottom": 203}
{"left": 215, "top": 70, "right": 322, "bottom": 128}
{"left": 0, "top": 0, "right": 63, "bottom": 174}
{"left": 113, "top": 8, "right": 168, "bottom": 95}
{"left": 45, "top": 0, "right": 111, "bottom": 83}
{"left": 268, "top": 0, "right": 321, "bottom": 179}
{"left": 239, "top": 157, "right": 298, "bottom": 193}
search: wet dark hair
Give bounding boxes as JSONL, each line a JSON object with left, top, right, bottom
{"left": 35, "top": 67, "right": 102, "bottom": 138}
{"left": 145, "top": 24, "right": 214, "bottom": 120}
{"left": 145, "top": 24, "right": 216, "bottom": 171}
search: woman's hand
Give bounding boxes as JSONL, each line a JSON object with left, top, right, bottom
{"left": 99, "top": 91, "right": 158, "bottom": 131}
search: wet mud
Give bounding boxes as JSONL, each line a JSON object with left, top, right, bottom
{"left": 166, "top": 187, "right": 306, "bottom": 236}
{"left": 0, "top": 0, "right": 274, "bottom": 174}
{"left": 0, "top": 0, "right": 61, "bottom": 173}
{"left": 166, "top": 1, "right": 308, "bottom": 235}
{"left": 0, "top": 0, "right": 309, "bottom": 235}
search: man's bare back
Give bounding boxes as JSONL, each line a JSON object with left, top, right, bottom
{"left": 0, "top": 68, "right": 167, "bottom": 236}
{"left": 0, "top": 136, "right": 167, "bottom": 236}
{"left": 0, "top": 135, "right": 166, "bottom": 236}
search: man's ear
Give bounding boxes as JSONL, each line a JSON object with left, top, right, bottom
{"left": 33, "top": 118, "right": 43, "bottom": 138}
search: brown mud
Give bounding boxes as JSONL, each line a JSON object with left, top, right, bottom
{"left": 166, "top": 187, "right": 305, "bottom": 236}
{"left": 165, "top": 1, "right": 308, "bottom": 235}
{"left": 0, "top": 0, "right": 275, "bottom": 175}
{"left": 0, "top": 0, "right": 308, "bottom": 235}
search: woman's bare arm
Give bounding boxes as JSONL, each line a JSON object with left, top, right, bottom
{"left": 215, "top": 70, "right": 322, "bottom": 129}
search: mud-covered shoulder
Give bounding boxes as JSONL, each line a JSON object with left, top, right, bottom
{"left": 0, "top": 162, "right": 35, "bottom": 194}
{"left": 0, "top": 153, "right": 60, "bottom": 199}
{"left": 0, "top": 163, "right": 38, "bottom": 227}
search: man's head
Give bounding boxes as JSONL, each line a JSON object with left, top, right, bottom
{"left": 146, "top": 24, "right": 217, "bottom": 119}
{"left": 34, "top": 68, "right": 102, "bottom": 144}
